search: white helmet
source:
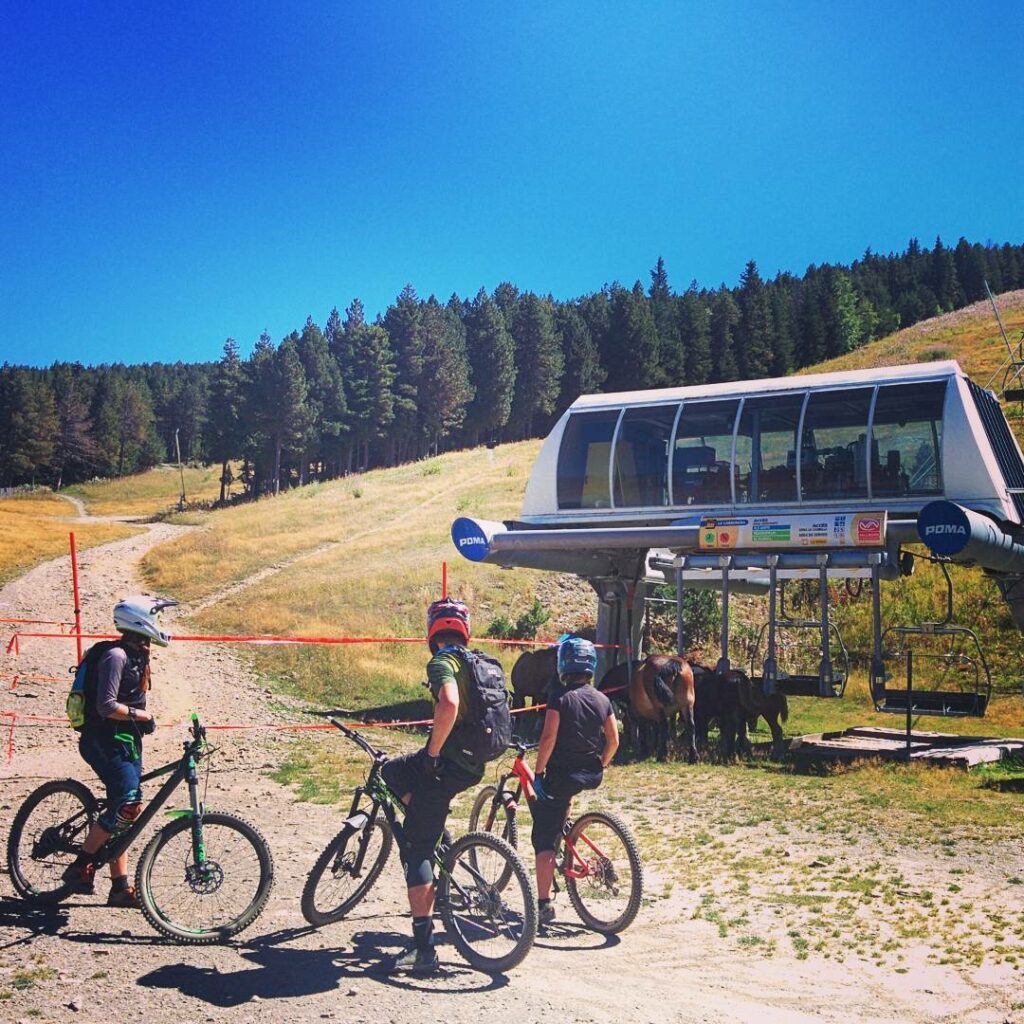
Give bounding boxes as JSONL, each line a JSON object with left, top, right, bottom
{"left": 113, "top": 595, "right": 177, "bottom": 647}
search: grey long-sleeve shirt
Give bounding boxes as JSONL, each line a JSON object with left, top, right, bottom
{"left": 94, "top": 646, "right": 147, "bottom": 719}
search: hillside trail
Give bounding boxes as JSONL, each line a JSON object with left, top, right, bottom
{"left": 0, "top": 519, "right": 1019, "bottom": 1024}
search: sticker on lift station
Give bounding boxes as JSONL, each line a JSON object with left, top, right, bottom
{"left": 699, "top": 511, "right": 887, "bottom": 550}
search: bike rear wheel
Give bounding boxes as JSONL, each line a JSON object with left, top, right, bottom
{"left": 7, "top": 779, "right": 98, "bottom": 904}
{"left": 467, "top": 785, "right": 518, "bottom": 891}
{"left": 301, "top": 814, "right": 393, "bottom": 926}
{"left": 438, "top": 830, "right": 536, "bottom": 974}
{"left": 562, "top": 810, "right": 643, "bottom": 934}
{"left": 136, "top": 811, "right": 274, "bottom": 944}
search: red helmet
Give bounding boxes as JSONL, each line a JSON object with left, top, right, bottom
{"left": 427, "top": 598, "right": 470, "bottom": 649}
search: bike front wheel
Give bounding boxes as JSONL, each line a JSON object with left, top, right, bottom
{"left": 438, "top": 830, "right": 536, "bottom": 974}
{"left": 301, "top": 814, "right": 393, "bottom": 926}
{"left": 467, "top": 785, "right": 518, "bottom": 891}
{"left": 136, "top": 811, "right": 274, "bottom": 944}
{"left": 7, "top": 779, "right": 98, "bottom": 904}
{"left": 562, "top": 810, "right": 643, "bottom": 934}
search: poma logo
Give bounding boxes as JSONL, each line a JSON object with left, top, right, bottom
{"left": 923, "top": 524, "right": 967, "bottom": 536}
{"left": 458, "top": 535, "right": 486, "bottom": 547}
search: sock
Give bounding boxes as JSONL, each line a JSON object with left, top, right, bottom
{"left": 539, "top": 897, "right": 552, "bottom": 908}
{"left": 412, "top": 916, "right": 434, "bottom": 953}
{"left": 111, "top": 874, "right": 130, "bottom": 893}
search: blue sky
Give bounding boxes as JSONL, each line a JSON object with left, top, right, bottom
{"left": 2, "top": 2, "right": 1022, "bottom": 367}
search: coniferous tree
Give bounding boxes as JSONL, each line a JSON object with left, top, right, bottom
{"left": 339, "top": 300, "right": 395, "bottom": 470}
{"left": 606, "top": 283, "right": 662, "bottom": 391}
{"left": 205, "top": 339, "right": 246, "bottom": 502}
{"left": 508, "top": 293, "right": 563, "bottom": 438}
{"left": 678, "top": 284, "right": 712, "bottom": 386}
{"left": 0, "top": 368, "right": 58, "bottom": 486}
{"left": 296, "top": 316, "right": 347, "bottom": 481}
{"left": 95, "top": 376, "right": 160, "bottom": 477}
{"left": 737, "top": 260, "right": 774, "bottom": 378}
{"left": 383, "top": 285, "right": 425, "bottom": 464}
{"left": 51, "top": 363, "right": 100, "bottom": 489}
{"left": 464, "top": 288, "right": 517, "bottom": 444}
{"left": 709, "top": 289, "right": 740, "bottom": 383}
{"left": 418, "top": 296, "right": 474, "bottom": 454}
{"left": 555, "top": 304, "right": 604, "bottom": 410}
{"left": 649, "top": 258, "right": 685, "bottom": 384}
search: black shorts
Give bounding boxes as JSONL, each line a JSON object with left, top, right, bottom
{"left": 381, "top": 749, "right": 482, "bottom": 871}
{"left": 531, "top": 764, "right": 603, "bottom": 853}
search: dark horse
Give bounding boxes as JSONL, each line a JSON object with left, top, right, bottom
{"left": 626, "top": 655, "right": 697, "bottom": 763}
{"left": 692, "top": 663, "right": 744, "bottom": 760}
{"left": 733, "top": 669, "right": 789, "bottom": 760}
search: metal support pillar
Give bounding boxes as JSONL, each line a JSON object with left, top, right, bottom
{"left": 675, "top": 559, "right": 686, "bottom": 658}
{"left": 715, "top": 555, "right": 732, "bottom": 674}
{"left": 762, "top": 554, "right": 779, "bottom": 694}
{"left": 869, "top": 553, "right": 886, "bottom": 697}
{"left": 817, "top": 554, "right": 834, "bottom": 696}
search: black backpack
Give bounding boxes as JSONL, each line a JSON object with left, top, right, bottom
{"left": 447, "top": 647, "right": 513, "bottom": 764}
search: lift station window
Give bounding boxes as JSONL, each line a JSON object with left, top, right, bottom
{"left": 557, "top": 410, "right": 620, "bottom": 509}
{"left": 735, "top": 394, "right": 805, "bottom": 504}
{"left": 871, "top": 381, "right": 946, "bottom": 497}
{"left": 671, "top": 400, "right": 739, "bottom": 505}
{"left": 801, "top": 387, "right": 873, "bottom": 501}
{"left": 613, "top": 404, "right": 677, "bottom": 507}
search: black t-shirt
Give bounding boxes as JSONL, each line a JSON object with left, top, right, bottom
{"left": 544, "top": 680, "right": 613, "bottom": 772}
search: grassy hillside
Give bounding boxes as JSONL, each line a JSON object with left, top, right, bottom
{"left": 66, "top": 463, "right": 228, "bottom": 518}
{"left": 0, "top": 493, "right": 139, "bottom": 587}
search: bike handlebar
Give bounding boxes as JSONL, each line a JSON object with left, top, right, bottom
{"left": 330, "top": 718, "right": 386, "bottom": 760}
{"left": 510, "top": 739, "right": 539, "bottom": 753}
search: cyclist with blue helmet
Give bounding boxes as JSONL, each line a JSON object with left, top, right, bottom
{"left": 531, "top": 634, "right": 619, "bottom": 927}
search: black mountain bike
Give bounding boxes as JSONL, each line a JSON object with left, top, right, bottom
{"left": 301, "top": 719, "right": 537, "bottom": 973}
{"left": 468, "top": 740, "right": 643, "bottom": 934}
{"left": 7, "top": 713, "right": 274, "bottom": 944}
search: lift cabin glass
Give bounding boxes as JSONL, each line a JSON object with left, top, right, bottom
{"left": 556, "top": 409, "right": 620, "bottom": 509}
{"left": 555, "top": 378, "right": 951, "bottom": 512}
{"left": 871, "top": 381, "right": 945, "bottom": 497}
{"left": 671, "top": 400, "right": 738, "bottom": 505}
{"left": 613, "top": 405, "right": 677, "bottom": 507}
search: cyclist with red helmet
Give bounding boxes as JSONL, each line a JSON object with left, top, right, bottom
{"left": 379, "top": 597, "right": 487, "bottom": 976}
{"left": 532, "top": 635, "right": 619, "bottom": 928}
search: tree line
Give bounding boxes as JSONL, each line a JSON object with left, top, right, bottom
{"left": 1, "top": 236, "right": 1022, "bottom": 496}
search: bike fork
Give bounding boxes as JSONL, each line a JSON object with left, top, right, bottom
{"left": 186, "top": 756, "right": 206, "bottom": 867}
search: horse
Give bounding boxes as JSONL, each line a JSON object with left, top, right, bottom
{"left": 626, "top": 655, "right": 697, "bottom": 763}
{"left": 692, "top": 663, "right": 744, "bottom": 760}
{"left": 732, "top": 669, "right": 789, "bottom": 760}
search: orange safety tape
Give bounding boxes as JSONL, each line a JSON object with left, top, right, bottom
{"left": 7, "top": 631, "right": 623, "bottom": 649}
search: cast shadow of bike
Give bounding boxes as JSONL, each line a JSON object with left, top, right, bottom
{"left": 137, "top": 926, "right": 510, "bottom": 1002}
{"left": 533, "top": 919, "right": 620, "bottom": 952}
{"left": 0, "top": 897, "right": 68, "bottom": 951}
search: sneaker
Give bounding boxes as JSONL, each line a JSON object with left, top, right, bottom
{"left": 106, "top": 885, "right": 140, "bottom": 909}
{"left": 378, "top": 945, "right": 440, "bottom": 976}
{"left": 60, "top": 861, "right": 96, "bottom": 896}
{"left": 539, "top": 902, "right": 556, "bottom": 927}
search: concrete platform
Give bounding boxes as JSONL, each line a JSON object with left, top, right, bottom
{"left": 787, "top": 726, "right": 1024, "bottom": 768}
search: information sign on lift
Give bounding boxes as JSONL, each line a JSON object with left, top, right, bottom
{"left": 697, "top": 511, "right": 887, "bottom": 551}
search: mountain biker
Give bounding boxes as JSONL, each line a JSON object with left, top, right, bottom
{"left": 378, "top": 597, "right": 486, "bottom": 976}
{"left": 532, "top": 635, "right": 619, "bottom": 927}
{"left": 61, "top": 595, "right": 172, "bottom": 907}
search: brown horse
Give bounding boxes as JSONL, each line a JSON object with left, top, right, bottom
{"left": 627, "top": 655, "right": 697, "bottom": 763}
{"left": 732, "top": 670, "right": 789, "bottom": 760}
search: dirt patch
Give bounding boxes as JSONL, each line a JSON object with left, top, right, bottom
{"left": 1, "top": 525, "right": 1022, "bottom": 1024}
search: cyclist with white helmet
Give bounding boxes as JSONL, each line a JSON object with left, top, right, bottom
{"left": 531, "top": 635, "right": 619, "bottom": 927}
{"left": 378, "top": 597, "right": 487, "bottom": 976}
{"left": 61, "top": 595, "right": 175, "bottom": 907}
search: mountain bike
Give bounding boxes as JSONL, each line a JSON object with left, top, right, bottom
{"left": 7, "top": 713, "right": 274, "bottom": 944}
{"left": 301, "top": 719, "right": 537, "bottom": 973}
{"left": 468, "top": 739, "right": 643, "bottom": 934}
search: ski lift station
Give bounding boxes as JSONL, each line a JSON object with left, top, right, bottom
{"left": 452, "top": 360, "right": 1024, "bottom": 721}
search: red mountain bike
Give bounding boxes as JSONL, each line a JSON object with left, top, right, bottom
{"left": 468, "top": 740, "right": 643, "bottom": 934}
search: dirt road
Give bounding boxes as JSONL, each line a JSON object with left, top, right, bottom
{"left": 1, "top": 524, "right": 1021, "bottom": 1024}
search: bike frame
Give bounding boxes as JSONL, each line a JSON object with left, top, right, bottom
{"left": 488, "top": 743, "right": 608, "bottom": 881}
{"left": 85, "top": 713, "right": 211, "bottom": 870}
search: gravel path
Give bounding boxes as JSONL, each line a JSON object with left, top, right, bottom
{"left": 1, "top": 523, "right": 1020, "bottom": 1024}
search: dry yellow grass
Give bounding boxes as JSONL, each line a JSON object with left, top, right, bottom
{"left": 804, "top": 290, "right": 1024, "bottom": 389}
{"left": 0, "top": 494, "right": 139, "bottom": 586}
{"left": 66, "top": 463, "right": 228, "bottom": 518}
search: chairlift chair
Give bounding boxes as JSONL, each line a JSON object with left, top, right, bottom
{"left": 869, "top": 557, "right": 992, "bottom": 717}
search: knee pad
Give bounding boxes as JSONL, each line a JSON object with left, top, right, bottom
{"left": 404, "top": 856, "right": 434, "bottom": 888}
{"left": 113, "top": 801, "right": 142, "bottom": 835}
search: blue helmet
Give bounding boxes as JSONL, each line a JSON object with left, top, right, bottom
{"left": 557, "top": 636, "right": 598, "bottom": 680}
